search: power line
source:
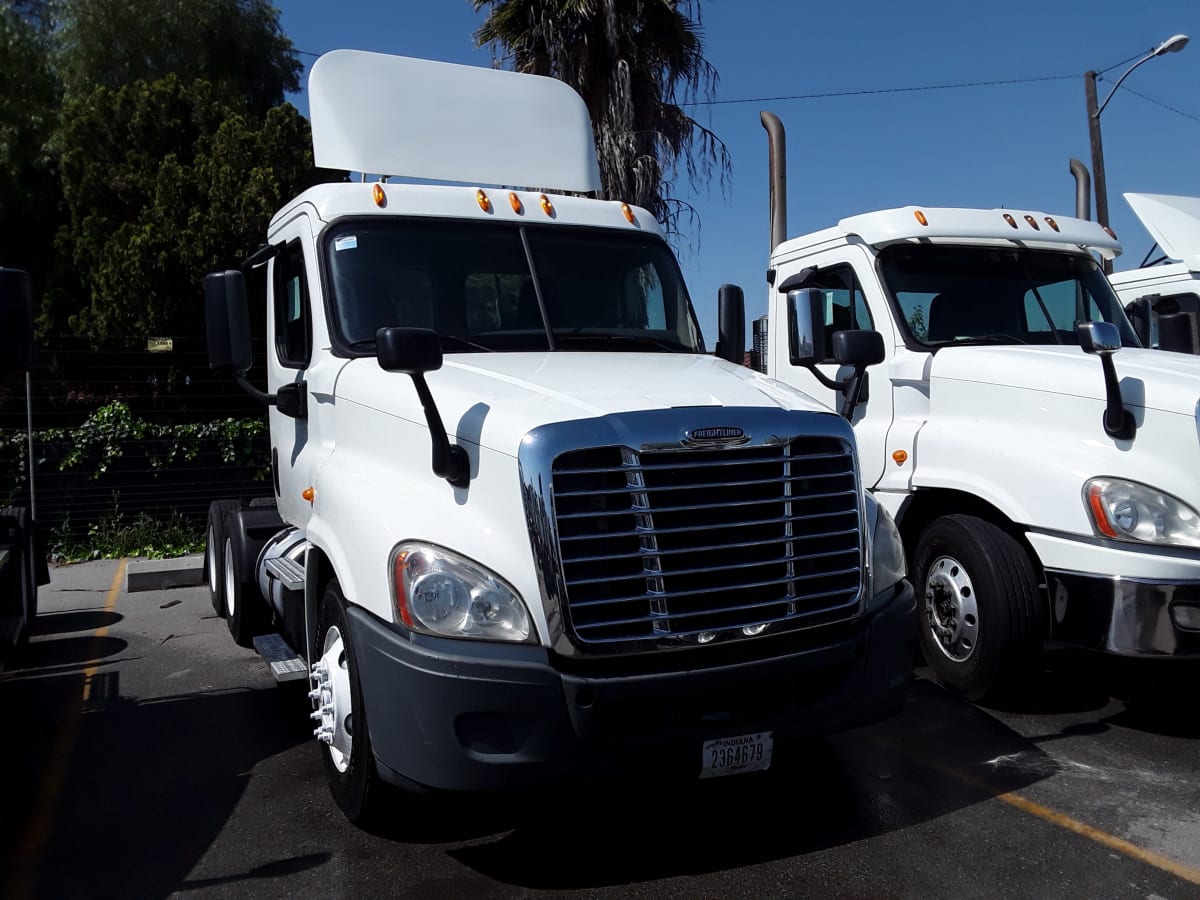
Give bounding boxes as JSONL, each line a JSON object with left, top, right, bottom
{"left": 680, "top": 73, "right": 1077, "bottom": 107}
{"left": 1117, "top": 84, "right": 1200, "bottom": 124}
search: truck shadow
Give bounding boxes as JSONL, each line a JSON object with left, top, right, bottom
{"left": 969, "top": 649, "right": 1200, "bottom": 738}
{"left": 416, "top": 679, "right": 1059, "bottom": 889}
{"left": 1, "top": 677, "right": 312, "bottom": 900}
{"left": 30, "top": 608, "right": 123, "bottom": 636}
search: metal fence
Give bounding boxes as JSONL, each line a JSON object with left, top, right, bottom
{"left": 1, "top": 335, "right": 274, "bottom": 544}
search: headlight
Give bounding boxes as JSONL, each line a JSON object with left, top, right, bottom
{"left": 867, "top": 495, "right": 907, "bottom": 604}
{"left": 1084, "top": 477, "right": 1200, "bottom": 549}
{"left": 390, "top": 543, "right": 534, "bottom": 642}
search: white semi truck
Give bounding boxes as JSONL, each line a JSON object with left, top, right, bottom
{"left": 752, "top": 111, "right": 1200, "bottom": 702}
{"left": 1107, "top": 192, "right": 1200, "bottom": 354}
{"left": 202, "top": 51, "right": 915, "bottom": 824}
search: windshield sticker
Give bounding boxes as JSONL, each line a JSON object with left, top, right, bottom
{"left": 334, "top": 235, "right": 358, "bottom": 252}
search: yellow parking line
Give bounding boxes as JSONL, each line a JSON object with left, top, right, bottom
{"left": 996, "top": 790, "right": 1200, "bottom": 887}
{"left": 877, "top": 733, "right": 1200, "bottom": 887}
{"left": 10, "top": 558, "right": 127, "bottom": 900}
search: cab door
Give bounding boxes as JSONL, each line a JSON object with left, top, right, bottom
{"left": 773, "top": 252, "right": 895, "bottom": 488}
{"left": 266, "top": 231, "right": 317, "bottom": 527}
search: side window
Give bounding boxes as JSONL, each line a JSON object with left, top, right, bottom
{"left": 795, "top": 265, "right": 874, "bottom": 363}
{"left": 274, "top": 240, "right": 311, "bottom": 367}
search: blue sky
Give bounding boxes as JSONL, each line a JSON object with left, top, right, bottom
{"left": 276, "top": 0, "right": 1199, "bottom": 341}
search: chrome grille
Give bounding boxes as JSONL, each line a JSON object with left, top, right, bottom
{"left": 551, "top": 436, "right": 862, "bottom": 645}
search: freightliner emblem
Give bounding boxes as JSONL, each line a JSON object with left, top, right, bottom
{"left": 682, "top": 426, "right": 749, "bottom": 447}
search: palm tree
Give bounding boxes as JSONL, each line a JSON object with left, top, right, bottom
{"left": 473, "top": 0, "right": 730, "bottom": 244}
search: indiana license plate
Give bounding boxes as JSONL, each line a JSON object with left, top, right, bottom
{"left": 700, "top": 732, "right": 773, "bottom": 778}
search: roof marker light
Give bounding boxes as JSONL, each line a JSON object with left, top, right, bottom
{"left": 509, "top": 192, "right": 523, "bottom": 214}
{"left": 892, "top": 450, "right": 908, "bottom": 466}
{"left": 620, "top": 202, "right": 636, "bottom": 224}
{"left": 1045, "top": 216, "right": 1060, "bottom": 232}
{"left": 476, "top": 189, "right": 492, "bottom": 213}
{"left": 302, "top": 486, "right": 315, "bottom": 503}
{"left": 539, "top": 194, "right": 555, "bottom": 217}
{"left": 1002, "top": 213, "right": 1018, "bottom": 229}
{"left": 1023, "top": 215, "right": 1040, "bottom": 230}
{"left": 914, "top": 210, "right": 928, "bottom": 226}
{"left": 372, "top": 183, "right": 386, "bottom": 208}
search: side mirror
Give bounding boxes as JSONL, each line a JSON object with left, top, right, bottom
{"left": 833, "top": 329, "right": 885, "bottom": 367}
{"left": 1124, "top": 297, "right": 1152, "bottom": 349}
{"left": 786, "top": 288, "right": 826, "bottom": 367}
{"left": 377, "top": 326, "right": 443, "bottom": 375}
{"left": 376, "top": 327, "right": 468, "bottom": 489}
{"left": 204, "top": 269, "right": 252, "bottom": 375}
{"left": 0, "top": 267, "right": 35, "bottom": 375}
{"left": 715, "top": 284, "right": 745, "bottom": 364}
{"left": 1077, "top": 321, "right": 1135, "bottom": 441}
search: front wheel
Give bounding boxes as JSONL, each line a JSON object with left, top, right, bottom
{"left": 311, "top": 580, "right": 389, "bottom": 825}
{"left": 912, "top": 514, "right": 1046, "bottom": 702}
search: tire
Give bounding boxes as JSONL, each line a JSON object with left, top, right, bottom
{"left": 205, "top": 500, "right": 242, "bottom": 617}
{"left": 912, "top": 514, "right": 1046, "bottom": 702}
{"left": 224, "top": 534, "right": 270, "bottom": 648}
{"left": 312, "top": 579, "right": 389, "bottom": 825}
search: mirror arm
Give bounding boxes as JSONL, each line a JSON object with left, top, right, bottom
{"left": 1098, "top": 356, "right": 1136, "bottom": 440}
{"left": 233, "top": 373, "right": 275, "bottom": 407}
{"left": 410, "top": 373, "right": 470, "bottom": 488}
{"left": 804, "top": 363, "right": 843, "bottom": 391}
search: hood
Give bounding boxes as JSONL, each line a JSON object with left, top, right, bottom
{"left": 335, "top": 352, "right": 834, "bottom": 454}
{"left": 1123, "top": 192, "right": 1200, "bottom": 271}
{"left": 930, "top": 344, "right": 1200, "bottom": 416}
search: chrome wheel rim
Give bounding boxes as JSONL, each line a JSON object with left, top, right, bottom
{"left": 207, "top": 524, "right": 219, "bottom": 594}
{"left": 924, "top": 554, "right": 979, "bottom": 663}
{"left": 223, "top": 538, "right": 237, "bottom": 618}
{"left": 310, "top": 625, "right": 353, "bottom": 773}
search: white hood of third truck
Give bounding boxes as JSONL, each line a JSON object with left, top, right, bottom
{"left": 920, "top": 343, "right": 1200, "bottom": 533}
{"left": 335, "top": 351, "right": 833, "bottom": 454}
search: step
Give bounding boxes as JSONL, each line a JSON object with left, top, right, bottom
{"left": 252, "top": 633, "right": 308, "bottom": 683}
{"left": 264, "top": 556, "right": 305, "bottom": 591}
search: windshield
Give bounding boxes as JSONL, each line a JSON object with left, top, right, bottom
{"left": 324, "top": 219, "right": 704, "bottom": 354}
{"left": 879, "top": 245, "right": 1140, "bottom": 348}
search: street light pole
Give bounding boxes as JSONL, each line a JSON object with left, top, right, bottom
{"left": 1084, "top": 34, "right": 1188, "bottom": 274}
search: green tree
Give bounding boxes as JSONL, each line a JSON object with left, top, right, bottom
{"left": 473, "top": 0, "right": 730, "bottom": 242}
{"left": 0, "top": 4, "right": 63, "bottom": 279}
{"left": 55, "top": 0, "right": 301, "bottom": 115}
{"left": 57, "top": 76, "right": 325, "bottom": 339}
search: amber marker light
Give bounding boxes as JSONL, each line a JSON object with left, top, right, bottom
{"left": 913, "top": 210, "right": 928, "bottom": 227}
{"left": 620, "top": 202, "right": 636, "bottom": 224}
{"left": 539, "top": 194, "right": 554, "bottom": 217}
{"left": 1002, "top": 213, "right": 1018, "bottom": 229}
{"left": 476, "top": 189, "right": 492, "bottom": 213}
{"left": 1023, "top": 215, "right": 1040, "bottom": 230}
{"left": 302, "top": 486, "right": 315, "bottom": 503}
{"left": 508, "top": 192, "right": 523, "bottom": 214}
{"left": 1045, "top": 217, "right": 1060, "bottom": 232}
{"left": 392, "top": 549, "right": 414, "bottom": 628}
{"left": 892, "top": 450, "right": 908, "bottom": 466}
{"left": 372, "top": 183, "right": 386, "bottom": 208}
{"left": 1086, "top": 483, "right": 1118, "bottom": 538}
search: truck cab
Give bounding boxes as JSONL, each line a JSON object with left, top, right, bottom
{"left": 755, "top": 112, "right": 1200, "bottom": 701}
{"left": 202, "top": 52, "right": 915, "bottom": 824}
{"left": 1108, "top": 192, "right": 1200, "bottom": 354}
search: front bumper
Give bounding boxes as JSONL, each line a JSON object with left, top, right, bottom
{"left": 348, "top": 580, "right": 915, "bottom": 794}
{"left": 1047, "top": 570, "right": 1200, "bottom": 656}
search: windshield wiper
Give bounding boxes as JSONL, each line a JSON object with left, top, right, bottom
{"left": 929, "top": 333, "right": 1029, "bottom": 347}
{"left": 554, "top": 334, "right": 690, "bottom": 352}
{"left": 440, "top": 335, "right": 495, "bottom": 353}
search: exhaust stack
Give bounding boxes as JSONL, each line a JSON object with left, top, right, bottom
{"left": 761, "top": 111, "right": 787, "bottom": 254}
{"left": 1069, "top": 158, "right": 1092, "bottom": 221}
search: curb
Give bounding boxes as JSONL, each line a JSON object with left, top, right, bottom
{"left": 126, "top": 554, "right": 206, "bottom": 593}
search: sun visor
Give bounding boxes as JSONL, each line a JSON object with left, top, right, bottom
{"left": 1124, "top": 192, "right": 1200, "bottom": 271}
{"left": 309, "top": 50, "right": 602, "bottom": 192}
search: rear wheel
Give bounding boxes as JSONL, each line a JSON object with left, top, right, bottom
{"left": 311, "top": 579, "right": 389, "bottom": 824}
{"left": 0, "top": 506, "right": 37, "bottom": 651}
{"left": 205, "top": 500, "right": 241, "bottom": 617}
{"left": 224, "top": 534, "right": 270, "bottom": 647}
{"left": 912, "top": 514, "right": 1046, "bottom": 702}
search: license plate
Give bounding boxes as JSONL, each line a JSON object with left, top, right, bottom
{"left": 700, "top": 731, "right": 773, "bottom": 778}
